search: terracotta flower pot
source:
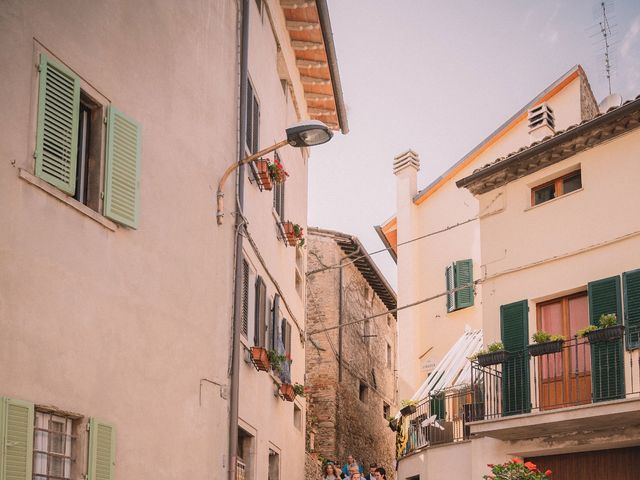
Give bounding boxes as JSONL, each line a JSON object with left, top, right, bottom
{"left": 282, "top": 222, "right": 299, "bottom": 247}
{"left": 255, "top": 159, "right": 273, "bottom": 191}
{"left": 280, "top": 383, "right": 296, "bottom": 402}
{"left": 250, "top": 346, "right": 270, "bottom": 372}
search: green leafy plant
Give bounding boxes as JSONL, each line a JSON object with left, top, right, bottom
{"left": 484, "top": 458, "right": 552, "bottom": 480}
{"left": 532, "top": 331, "right": 565, "bottom": 343}
{"left": 577, "top": 325, "right": 598, "bottom": 338}
{"left": 267, "top": 350, "right": 286, "bottom": 372}
{"left": 400, "top": 399, "right": 417, "bottom": 408}
{"left": 599, "top": 313, "right": 618, "bottom": 327}
{"left": 293, "top": 223, "right": 305, "bottom": 247}
{"left": 487, "top": 341, "right": 505, "bottom": 352}
{"left": 293, "top": 383, "right": 305, "bottom": 396}
{"left": 267, "top": 158, "right": 289, "bottom": 183}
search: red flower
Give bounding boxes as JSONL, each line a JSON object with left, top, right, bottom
{"left": 545, "top": 470, "right": 552, "bottom": 477}
{"left": 524, "top": 461, "right": 537, "bottom": 471}
{"left": 487, "top": 464, "right": 494, "bottom": 468}
{"left": 511, "top": 457, "right": 523, "bottom": 464}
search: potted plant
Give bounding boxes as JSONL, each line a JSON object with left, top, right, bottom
{"left": 280, "top": 383, "right": 296, "bottom": 402}
{"left": 527, "top": 331, "right": 565, "bottom": 356}
{"left": 250, "top": 346, "right": 270, "bottom": 371}
{"left": 293, "top": 383, "right": 305, "bottom": 397}
{"left": 400, "top": 399, "right": 417, "bottom": 416}
{"left": 387, "top": 416, "right": 399, "bottom": 432}
{"left": 577, "top": 313, "right": 624, "bottom": 343}
{"left": 268, "top": 157, "right": 289, "bottom": 184}
{"left": 282, "top": 221, "right": 305, "bottom": 247}
{"left": 254, "top": 158, "right": 273, "bottom": 191}
{"left": 474, "top": 342, "right": 510, "bottom": 367}
{"left": 484, "top": 458, "right": 552, "bottom": 480}
{"left": 268, "top": 350, "right": 286, "bottom": 373}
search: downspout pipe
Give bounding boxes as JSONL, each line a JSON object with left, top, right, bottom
{"left": 229, "top": 1, "right": 249, "bottom": 480}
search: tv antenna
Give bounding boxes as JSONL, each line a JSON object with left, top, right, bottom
{"left": 599, "top": 1, "right": 614, "bottom": 94}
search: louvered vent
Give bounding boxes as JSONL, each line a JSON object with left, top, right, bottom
{"left": 528, "top": 103, "right": 555, "bottom": 143}
{"left": 35, "top": 56, "right": 80, "bottom": 194}
{"left": 392, "top": 149, "right": 420, "bottom": 175}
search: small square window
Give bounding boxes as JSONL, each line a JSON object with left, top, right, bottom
{"left": 531, "top": 170, "right": 581, "bottom": 206}
{"left": 359, "top": 381, "right": 368, "bottom": 402}
{"left": 383, "top": 402, "right": 390, "bottom": 419}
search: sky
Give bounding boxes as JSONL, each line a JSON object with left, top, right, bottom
{"left": 307, "top": 0, "right": 640, "bottom": 290}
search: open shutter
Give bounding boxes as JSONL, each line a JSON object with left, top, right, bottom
{"left": 445, "top": 265, "right": 455, "bottom": 312}
{"left": 588, "top": 276, "right": 624, "bottom": 401}
{"left": 623, "top": 269, "right": 640, "bottom": 350}
{"left": 104, "top": 107, "right": 141, "bottom": 228}
{"left": 241, "top": 259, "right": 249, "bottom": 338}
{"left": 254, "top": 277, "right": 266, "bottom": 347}
{"left": 285, "top": 322, "right": 292, "bottom": 358}
{"left": 88, "top": 418, "right": 115, "bottom": 480}
{"left": 454, "top": 259, "right": 474, "bottom": 309}
{"left": 270, "top": 295, "right": 280, "bottom": 351}
{"left": 35, "top": 54, "right": 80, "bottom": 195}
{"left": 0, "top": 397, "right": 34, "bottom": 480}
{"left": 501, "top": 300, "right": 530, "bottom": 415}
{"left": 429, "top": 391, "right": 445, "bottom": 420}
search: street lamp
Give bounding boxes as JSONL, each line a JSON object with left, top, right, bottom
{"left": 216, "top": 120, "right": 333, "bottom": 224}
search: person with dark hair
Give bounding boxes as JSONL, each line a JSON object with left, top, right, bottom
{"left": 373, "top": 467, "right": 386, "bottom": 480}
{"left": 364, "top": 463, "right": 377, "bottom": 480}
{"left": 322, "top": 462, "right": 340, "bottom": 480}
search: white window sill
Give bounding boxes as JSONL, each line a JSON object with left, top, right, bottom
{"left": 525, "top": 188, "right": 583, "bottom": 212}
{"left": 19, "top": 169, "right": 118, "bottom": 231}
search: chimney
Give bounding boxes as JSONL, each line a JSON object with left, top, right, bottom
{"left": 528, "top": 103, "right": 555, "bottom": 143}
{"left": 393, "top": 149, "right": 420, "bottom": 198}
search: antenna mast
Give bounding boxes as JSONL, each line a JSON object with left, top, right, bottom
{"left": 599, "top": 1, "right": 613, "bottom": 94}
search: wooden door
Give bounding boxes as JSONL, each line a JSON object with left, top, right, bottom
{"left": 537, "top": 293, "right": 591, "bottom": 410}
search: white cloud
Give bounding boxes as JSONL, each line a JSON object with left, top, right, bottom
{"left": 621, "top": 15, "right": 640, "bottom": 58}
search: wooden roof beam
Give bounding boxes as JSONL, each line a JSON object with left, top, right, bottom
{"left": 280, "top": 0, "right": 314, "bottom": 8}
{"left": 292, "top": 40, "right": 324, "bottom": 51}
{"left": 301, "top": 75, "right": 331, "bottom": 85}
{"left": 297, "top": 59, "right": 328, "bottom": 69}
{"left": 305, "top": 92, "right": 334, "bottom": 100}
{"left": 287, "top": 20, "right": 320, "bottom": 31}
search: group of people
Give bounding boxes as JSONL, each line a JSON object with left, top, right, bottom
{"left": 322, "top": 455, "right": 387, "bottom": 480}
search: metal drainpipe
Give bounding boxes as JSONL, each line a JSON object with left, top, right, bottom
{"left": 338, "top": 263, "right": 343, "bottom": 382}
{"left": 228, "top": 1, "right": 249, "bottom": 479}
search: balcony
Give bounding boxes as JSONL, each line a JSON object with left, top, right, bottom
{"left": 399, "top": 386, "right": 477, "bottom": 457}
{"left": 468, "top": 327, "right": 640, "bottom": 440}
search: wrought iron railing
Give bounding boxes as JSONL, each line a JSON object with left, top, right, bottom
{"left": 400, "top": 386, "right": 478, "bottom": 456}
{"left": 470, "top": 327, "right": 640, "bottom": 420}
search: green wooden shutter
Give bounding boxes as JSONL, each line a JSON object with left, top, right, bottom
{"left": 35, "top": 54, "right": 80, "bottom": 195}
{"left": 429, "top": 391, "right": 445, "bottom": 420}
{"left": 104, "top": 107, "right": 141, "bottom": 228}
{"left": 0, "top": 397, "right": 34, "bottom": 480}
{"left": 501, "top": 300, "right": 530, "bottom": 415}
{"left": 588, "top": 276, "right": 624, "bottom": 401}
{"left": 623, "top": 269, "right": 640, "bottom": 350}
{"left": 454, "top": 259, "right": 474, "bottom": 309}
{"left": 254, "top": 276, "right": 266, "bottom": 347}
{"left": 445, "top": 265, "right": 454, "bottom": 312}
{"left": 88, "top": 418, "right": 115, "bottom": 480}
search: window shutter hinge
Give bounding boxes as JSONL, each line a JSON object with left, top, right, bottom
{"left": 33, "top": 150, "right": 37, "bottom": 159}
{"left": 86, "top": 423, "right": 90, "bottom": 431}
{"left": 36, "top": 64, "right": 42, "bottom": 72}
{"left": 100, "top": 191, "right": 104, "bottom": 199}
{"left": 103, "top": 116, "right": 108, "bottom": 125}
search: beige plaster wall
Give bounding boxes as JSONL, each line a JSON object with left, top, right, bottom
{"left": 395, "top": 77, "right": 585, "bottom": 399}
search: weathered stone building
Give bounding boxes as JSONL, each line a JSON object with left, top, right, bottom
{"left": 306, "top": 228, "right": 398, "bottom": 478}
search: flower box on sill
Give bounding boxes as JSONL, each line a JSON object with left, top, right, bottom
{"left": 388, "top": 418, "right": 399, "bottom": 432}
{"left": 250, "top": 346, "right": 270, "bottom": 372}
{"left": 400, "top": 403, "right": 417, "bottom": 416}
{"left": 585, "top": 325, "right": 625, "bottom": 343}
{"left": 255, "top": 159, "right": 273, "bottom": 191}
{"left": 476, "top": 350, "right": 510, "bottom": 367}
{"left": 282, "top": 221, "right": 304, "bottom": 247}
{"left": 280, "top": 383, "right": 296, "bottom": 402}
{"left": 527, "top": 340, "right": 564, "bottom": 357}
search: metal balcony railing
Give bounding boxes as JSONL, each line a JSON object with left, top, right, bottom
{"left": 470, "top": 327, "right": 640, "bottom": 420}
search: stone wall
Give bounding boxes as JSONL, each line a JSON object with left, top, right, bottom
{"left": 306, "top": 230, "right": 398, "bottom": 479}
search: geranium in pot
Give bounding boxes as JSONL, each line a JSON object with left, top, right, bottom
{"left": 282, "top": 222, "right": 305, "bottom": 247}
{"left": 254, "top": 158, "right": 273, "bottom": 191}
{"left": 527, "top": 331, "right": 565, "bottom": 356}
{"left": 484, "top": 458, "right": 552, "bottom": 480}
{"left": 280, "top": 383, "right": 296, "bottom": 402}
{"left": 250, "top": 346, "right": 270, "bottom": 371}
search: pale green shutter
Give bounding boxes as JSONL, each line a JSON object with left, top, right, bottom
{"left": 88, "top": 418, "right": 115, "bottom": 480}
{"left": 623, "top": 269, "right": 640, "bottom": 350}
{"left": 0, "top": 397, "right": 34, "bottom": 480}
{"left": 104, "top": 107, "right": 141, "bottom": 228}
{"left": 35, "top": 54, "right": 80, "bottom": 195}
{"left": 454, "top": 259, "right": 474, "bottom": 309}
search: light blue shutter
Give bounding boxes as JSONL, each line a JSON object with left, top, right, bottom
{"left": 0, "top": 397, "right": 34, "bottom": 480}
{"left": 88, "top": 418, "right": 115, "bottom": 480}
{"left": 104, "top": 107, "right": 141, "bottom": 228}
{"left": 35, "top": 54, "right": 80, "bottom": 194}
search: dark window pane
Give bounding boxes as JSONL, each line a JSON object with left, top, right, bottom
{"left": 534, "top": 183, "right": 555, "bottom": 205}
{"left": 563, "top": 172, "right": 582, "bottom": 194}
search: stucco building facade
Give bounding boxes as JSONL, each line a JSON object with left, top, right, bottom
{"left": 0, "top": 2, "right": 346, "bottom": 480}
{"left": 305, "top": 228, "right": 398, "bottom": 477}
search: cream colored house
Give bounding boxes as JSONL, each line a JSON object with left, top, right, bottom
{"left": 0, "top": 2, "right": 346, "bottom": 480}
{"left": 377, "top": 66, "right": 598, "bottom": 400}
{"left": 387, "top": 68, "right": 640, "bottom": 479}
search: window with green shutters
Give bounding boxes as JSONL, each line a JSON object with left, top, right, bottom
{"left": 87, "top": 418, "right": 115, "bottom": 480}
{"left": 500, "top": 300, "right": 530, "bottom": 415}
{"left": 623, "top": 269, "right": 640, "bottom": 350}
{"left": 588, "top": 276, "right": 625, "bottom": 401}
{"left": 446, "top": 259, "right": 474, "bottom": 312}
{"left": 0, "top": 397, "right": 34, "bottom": 480}
{"left": 34, "top": 53, "right": 141, "bottom": 229}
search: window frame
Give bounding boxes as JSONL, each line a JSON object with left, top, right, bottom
{"left": 531, "top": 170, "right": 582, "bottom": 206}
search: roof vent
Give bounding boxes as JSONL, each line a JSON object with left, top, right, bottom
{"left": 528, "top": 103, "right": 555, "bottom": 143}
{"left": 393, "top": 149, "right": 420, "bottom": 175}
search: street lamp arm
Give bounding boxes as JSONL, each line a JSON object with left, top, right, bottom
{"left": 216, "top": 139, "right": 289, "bottom": 225}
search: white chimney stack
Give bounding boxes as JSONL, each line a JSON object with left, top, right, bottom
{"left": 393, "top": 149, "right": 420, "bottom": 175}
{"left": 528, "top": 103, "right": 555, "bottom": 144}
